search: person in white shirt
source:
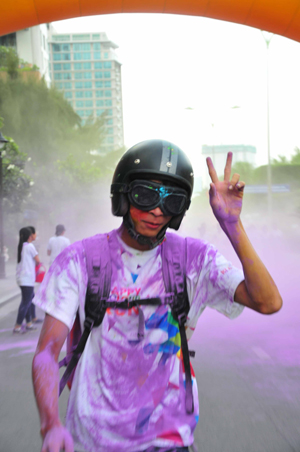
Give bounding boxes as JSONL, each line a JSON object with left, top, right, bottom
{"left": 47, "top": 224, "right": 71, "bottom": 266}
{"left": 14, "top": 227, "right": 40, "bottom": 333}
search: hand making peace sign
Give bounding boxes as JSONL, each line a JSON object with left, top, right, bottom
{"left": 206, "top": 152, "right": 246, "bottom": 226}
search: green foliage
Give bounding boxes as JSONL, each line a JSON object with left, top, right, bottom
{"left": 231, "top": 161, "right": 255, "bottom": 184}
{"left": 1, "top": 136, "right": 33, "bottom": 213}
{"left": 291, "top": 147, "right": 300, "bottom": 165}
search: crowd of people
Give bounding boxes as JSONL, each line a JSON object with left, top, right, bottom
{"left": 13, "top": 224, "right": 70, "bottom": 334}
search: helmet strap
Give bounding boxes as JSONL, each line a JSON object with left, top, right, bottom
{"left": 123, "top": 212, "right": 168, "bottom": 249}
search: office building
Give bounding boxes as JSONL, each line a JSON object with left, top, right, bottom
{"left": 48, "top": 28, "right": 124, "bottom": 153}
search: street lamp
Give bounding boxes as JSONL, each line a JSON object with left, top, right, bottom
{"left": 0, "top": 131, "right": 9, "bottom": 279}
{"left": 261, "top": 31, "right": 274, "bottom": 220}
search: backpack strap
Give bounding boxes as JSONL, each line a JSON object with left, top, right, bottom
{"left": 59, "top": 234, "right": 111, "bottom": 396}
{"left": 161, "top": 233, "right": 194, "bottom": 414}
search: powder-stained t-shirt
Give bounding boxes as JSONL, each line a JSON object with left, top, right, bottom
{"left": 16, "top": 242, "right": 38, "bottom": 286}
{"left": 34, "top": 228, "right": 244, "bottom": 452}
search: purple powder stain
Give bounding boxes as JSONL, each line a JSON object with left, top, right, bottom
{"left": 0, "top": 340, "right": 37, "bottom": 355}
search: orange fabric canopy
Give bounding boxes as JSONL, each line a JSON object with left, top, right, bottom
{"left": 1, "top": 0, "right": 300, "bottom": 42}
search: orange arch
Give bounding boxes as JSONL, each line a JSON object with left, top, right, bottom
{"left": 1, "top": 0, "right": 300, "bottom": 42}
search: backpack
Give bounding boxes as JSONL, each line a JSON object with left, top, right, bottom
{"left": 59, "top": 231, "right": 195, "bottom": 414}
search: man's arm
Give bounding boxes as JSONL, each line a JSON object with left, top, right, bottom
{"left": 32, "top": 314, "right": 74, "bottom": 452}
{"left": 206, "top": 152, "right": 282, "bottom": 315}
{"left": 225, "top": 219, "right": 282, "bottom": 314}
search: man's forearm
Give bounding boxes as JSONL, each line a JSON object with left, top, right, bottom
{"left": 32, "top": 347, "right": 62, "bottom": 437}
{"left": 221, "top": 219, "right": 282, "bottom": 313}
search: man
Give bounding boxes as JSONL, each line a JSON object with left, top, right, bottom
{"left": 47, "top": 224, "right": 71, "bottom": 266}
{"left": 32, "top": 140, "right": 282, "bottom": 452}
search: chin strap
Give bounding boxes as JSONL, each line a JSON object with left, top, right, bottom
{"left": 123, "top": 212, "right": 168, "bottom": 249}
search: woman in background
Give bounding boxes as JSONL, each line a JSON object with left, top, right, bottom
{"left": 13, "top": 227, "right": 40, "bottom": 333}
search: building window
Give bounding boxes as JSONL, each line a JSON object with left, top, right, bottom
{"left": 64, "top": 82, "right": 72, "bottom": 89}
{"left": 75, "top": 82, "right": 83, "bottom": 89}
{"left": 95, "top": 72, "right": 103, "bottom": 79}
{"left": 103, "top": 61, "right": 112, "bottom": 69}
{"left": 96, "top": 100, "right": 104, "bottom": 107}
{"left": 104, "top": 81, "right": 111, "bottom": 88}
{"left": 94, "top": 52, "right": 101, "bottom": 60}
{"left": 96, "top": 91, "right": 104, "bottom": 97}
{"left": 85, "top": 110, "right": 93, "bottom": 116}
{"left": 53, "top": 35, "right": 70, "bottom": 41}
{"left": 83, "top": 62, "right": 91, "bottom": 69}
{"left": 62, "top": 44, "right": 70, "bottom": 51}
{"left": 96, "top": 109, "right": 105, "bottom": 116}
{"left": 106, "top": 118, "right": 113, "bottom": 125}
{"left": 73, "top": 34, "right": 90, "bottom": 41}
{"left": 83, "top": 72, "right": 92, "bottom": 79}
{"left": 75, "top": 72, "right": 83, "bottom": 80}
{"left": 105, "top": 90, "right": 112, "bottom": 97}
{"left": 85, "top": 100, "right": 93, "bottom": 107}
{"left": 63, "top": 73, "right": 72, "bottom": 80}
{"left": 62, "top": 53, "right": 71, "bottom": 61}
{"left": 76, "top": 91, "right": 84, "bottom": 98}
{"left": 95, "top": 81, "right": 103, "bottom": 88}
{"left": 105, "top": 99, "right": 112, "bottom": 106}
{"left": 93, "top": 43, "right": 101, "bottom": 50}
{"left": 54, "top": 73, "right": 62, "bottom": 80}
{"left": 53, "top": 54, "right": 62, "bottom": 61}
{"left": 74, "top": 63, "right": 82, "bottom": 70}
{"left": 104, "top": 52, "right": 109, "bottom": 59}
{"left": 84, "top": 81, "right": 92, "bottom": 88}
{"left": 76, "top": 101, "right": 84, "bottom": 108}
{"left": 106, "top": 109, "right": 113, "bottom": 116}
{"left": 94, "top": 62, "right": 102, "bottom": 69}
{"left": 76, "top": 110, "right": 85, "bottom": 117}
{"left": 74, "top": 53, "right": 82, "bottom": 61}
{"left": 52, "top": 44, "right": 61, "bottom": 52}
{"left": 85, "top": 91, "right": 93, "bottom": 98}
{"left": 107, "top": 127, "right": 113, "bottom": 134}
{"left": 107, "top": 136, "right": 114, "bottom": 143}
{"left": 92, "top": 34, "right": 100, "bottom": 40}
{"left": 53, "top": 63, "right": 62, "bottom": 71}
{"left": 54, "top": 82, "right": 63, "bottom": 89}
{"left": 63, "top": 63, "right": 71, "bottom": 70}
{"left": 82, "top": 52, "right": 91, "bottom": 60}
{"left": 64, "top": 92, "right": 72, "bottom": 99}
{"left": 104, "top": 71, "right": 111, "bottom": 78}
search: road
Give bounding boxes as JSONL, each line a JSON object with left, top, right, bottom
{"left": 0, "top": 249, "right": 299, "bottom": 452}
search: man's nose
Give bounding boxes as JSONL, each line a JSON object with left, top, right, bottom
{"left": 149, "top": 207, "right": 164, "bottom": 216}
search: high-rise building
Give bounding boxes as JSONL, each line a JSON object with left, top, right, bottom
{"left": 48, "top": 28, "right": 124, "bottom": 153}
{"left": 0, "top": 25, "right": 50, "bottom": 84}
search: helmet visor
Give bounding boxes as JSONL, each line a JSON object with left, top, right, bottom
{"left": 128, "top": 180, "right": 188, "bottom": 216}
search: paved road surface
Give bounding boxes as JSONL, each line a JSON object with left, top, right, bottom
{"left": 0, "top": 250, "right": 299, "bottom": 452}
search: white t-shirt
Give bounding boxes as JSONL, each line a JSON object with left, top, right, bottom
{"left": 16, "top": 242, "right": 38, "bottom": 286}
{"left": 47, "top": 235, "right": 71, "bottom": 265}
{"left": 34, "top": 228, "right": 244, "bottom": 452}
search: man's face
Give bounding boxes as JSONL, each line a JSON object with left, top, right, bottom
{"left": 129, "top": 179, "right": 172, "bottom": 237}
{"left": 129, "top": 204, "right": 172, "bottom": 238}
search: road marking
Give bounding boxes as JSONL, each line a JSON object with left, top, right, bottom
{"left": 252, "top": 346, "right": 271, "bottom": 360}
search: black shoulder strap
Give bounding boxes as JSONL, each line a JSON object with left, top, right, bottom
{"left": 161, "top": 234, "right": 194, "bottom": 414}
{"left": 59, "top": 234, "right": 111, "bottom": 396}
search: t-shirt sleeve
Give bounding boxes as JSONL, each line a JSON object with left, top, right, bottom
{"left": 29, "top": 243, "right": 38, "bottom": 258}
{"left": 33, "top": 241, "right": 88, "bottom": 330}
{"left": 186, "top": 238, "right": 245, "bottom": 333}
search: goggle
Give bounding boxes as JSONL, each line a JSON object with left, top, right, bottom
{"left": 126, "top": 180, "right": 189, "bottom": 216}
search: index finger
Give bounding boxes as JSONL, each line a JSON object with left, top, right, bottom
{"left": 206, "top": 157, "right": 219, "bottom": 183}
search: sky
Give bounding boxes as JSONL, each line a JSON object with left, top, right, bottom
{"left": 52, "top": 13, "right": 300, "bottom": 175}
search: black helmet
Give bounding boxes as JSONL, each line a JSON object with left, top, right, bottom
{"left": 111, "top": 139, "right": 194, "bottom": 230}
